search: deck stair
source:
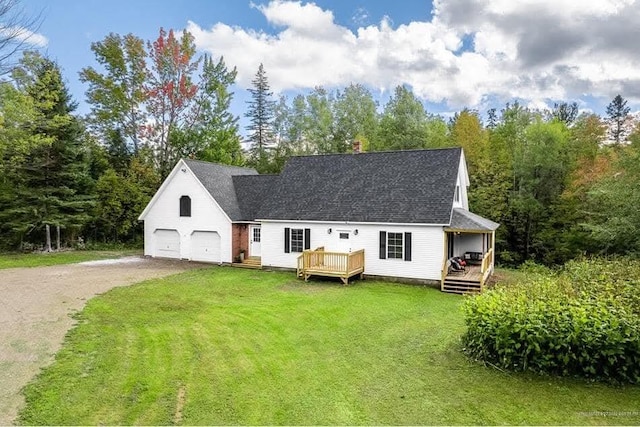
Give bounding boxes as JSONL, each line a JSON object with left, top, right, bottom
{"left": 232, "top": 256, "right": 262, "bottom": 269}
{"left": 441, "top": 249, "right": 494, "bottom": 294}
{"left": 442, "top": 277, "right": 482, "bottom": 294}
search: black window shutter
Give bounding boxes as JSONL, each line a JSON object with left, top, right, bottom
{"left": 304, "top": 228, "right": 311, "bottom": 250}
{"left": 284, "top": 228, "right": 290, "bottom": 253}
{"left": 379, "top": 231, "right": 387, "bottom": 259}
{"left": 404, "top": 232, "right": 412, "bottom": 261}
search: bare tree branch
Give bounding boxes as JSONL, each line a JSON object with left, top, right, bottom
{"left": 0, "top": 0, "right": 44, "bottom": 75}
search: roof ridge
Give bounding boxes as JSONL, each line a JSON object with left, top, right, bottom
{"left": 183, "top": 158, "right": 255, "bottom": 170}
{"left": 233, "top": 173, "right": 280, "bottom": 178}
{"left": 287, "top": 147, "right": 461, "bottom": 160}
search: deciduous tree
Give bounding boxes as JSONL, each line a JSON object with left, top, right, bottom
{"left": 145, "top": 28, "right": 200, "bottom": 178}
{"left": 79, "top": 33, "right": 148, "bottom": 154}
{"left": 374, "top": 85, "right": 429, "bottom": 150}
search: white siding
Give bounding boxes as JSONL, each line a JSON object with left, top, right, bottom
{"left": 142, "top": 164, "right": 232, "bottom": 263}
{"left": 261, "top": 221, "right": 445, "bottom": 281}
{"left": 452, "top": 152, "right": 470, "bottom": 210}
{"left": 452, "top": 233, "right": 483, "bottom": 257}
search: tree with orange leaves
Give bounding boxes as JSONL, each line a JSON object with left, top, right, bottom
{"left": 145, "top": 28, "right": 200, "bottom": 178}
{"left": 82, "top": 28, "right": 242, "bottom": 179}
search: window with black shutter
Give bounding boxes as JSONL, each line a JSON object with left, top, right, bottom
{"left": 285, "top": 227, "right": 311, "bottom": 253}
{"left": 179, "top": 196, "right": 191, "bottom": 217}
{"left": 380, "top": 231, "right": 412, "bottom": 261}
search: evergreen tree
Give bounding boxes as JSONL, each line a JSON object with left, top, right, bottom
{"left": 551, "top": 102, "right": 579, "bottom": 125}
{"left": 606, "top": 94, "right": 631, "bottom": 144}
{"left": 245, "top": 63, "right": 276, "bottom": 172}
{"left": 1, "top": 52, "right": 94, "bottom": 248}
{"left": 486, "top": 108, "right": 498, "bottom": 129}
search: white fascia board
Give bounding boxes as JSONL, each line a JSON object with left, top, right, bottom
{"left": 138, "top": 159, "right": 233, "bottom": 225}
{"left": 255, "top": 219, "right": 447, "bottom": 227}
{"left": 459, "top": 149, "right": 470, "bottom": 187}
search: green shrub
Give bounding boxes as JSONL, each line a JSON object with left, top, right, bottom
{"left": 462, "top": 259, "right": 640, "bottom": 383}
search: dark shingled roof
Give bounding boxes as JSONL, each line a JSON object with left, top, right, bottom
{"left": 184, "top": 159, "right": 257, "bottom": 221}
{"left": 448, "top": 208, "right": 500, "bottom": 231}
{"left": 233, "top": 174, "right": 280, "bottom": 221}
{"left": 256, "top": 148, "right": 462, "bottom": 224}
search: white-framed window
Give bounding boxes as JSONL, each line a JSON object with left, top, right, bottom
{"left": 387, "top": 232, "right": 404, "bottom": 259}
{"left": 253, "top": 227, "right": 261, "bottom": 243}
{"left": 339, "top": 232, "right": 349, "bottom": 239}
{"left": 291, "top": 228, "right": 304, "bottom": 252}
{"left": 454, "top": 185, "right": 460, "bottom": 203}
{"left": 380, "top": 231, "right": 412, "bottom": 261}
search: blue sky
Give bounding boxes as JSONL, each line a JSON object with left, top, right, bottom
{"left": 21, "top": 0, "right": 640, "bottom": 124}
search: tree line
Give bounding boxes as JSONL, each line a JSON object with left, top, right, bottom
{"left": 1, "top": 26, "right": 638, "bottom": 265}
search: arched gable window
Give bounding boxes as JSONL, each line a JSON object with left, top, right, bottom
{"left": 180, "top": 195, "right": 191, "bottom": 217}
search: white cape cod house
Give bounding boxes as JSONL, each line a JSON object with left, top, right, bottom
{"left": 138, "top": 148, "right": 499, "bottom": 293}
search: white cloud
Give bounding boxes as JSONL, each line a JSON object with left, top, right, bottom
{"left": 188, "top": 0, "right": 640, "bottom": 109}
{"left": 0, "top": 26, "right": 48, "bottom": 48}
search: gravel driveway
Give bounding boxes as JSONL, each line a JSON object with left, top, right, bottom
{"left": 0, "top": 256, "right": 202, "bottom": 425}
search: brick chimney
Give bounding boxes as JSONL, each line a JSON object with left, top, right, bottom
{"left": 352, "top": 139, "right": 362, "bottom": 153}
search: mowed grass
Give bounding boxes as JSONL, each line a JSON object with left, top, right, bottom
{"left": 0, "top": 249, "right": 141, "bottom": 269}
{"left": 19, "top": 268, "right": 640, "bottom": 425}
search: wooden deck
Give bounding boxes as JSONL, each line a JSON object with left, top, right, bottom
{"left": 297, "top": 248, "right": 365, "bottom": 285}
{"left": 445, "top": 265, "right": 482, "bottom": 282}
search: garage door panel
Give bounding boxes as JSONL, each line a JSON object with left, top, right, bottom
{"left": 191, "top": 231, "right": 220, "bottom": 263}
{"left": 154, "top": 229, "right": 180, "bottom": 259}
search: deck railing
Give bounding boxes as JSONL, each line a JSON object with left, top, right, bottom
{"left": 479, "top": 248, "right": 494, "bottom": 288}
{"left": 297, "top": 248, "right": 365, "bottom": 284}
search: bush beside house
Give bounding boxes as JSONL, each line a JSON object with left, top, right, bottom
{"left": 462, "top": 259, "right": 640, "bottom": 383}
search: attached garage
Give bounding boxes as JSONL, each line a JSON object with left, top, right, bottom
{"left": 190, "top": 231, "right": 221, "bottom": 263}
{"left": 153, "top": 229, "right": 180, "bottom": 259}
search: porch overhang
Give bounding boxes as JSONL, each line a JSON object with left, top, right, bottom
{"left": 441, "top": 209, "right": 499, "bottom": 294}
{"left": 445, "top": 209, "right": 499, "bottom": 233}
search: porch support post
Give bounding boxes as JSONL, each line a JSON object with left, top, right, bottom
{"left": 441, "top": 232, "right": 449, "bottom": 291}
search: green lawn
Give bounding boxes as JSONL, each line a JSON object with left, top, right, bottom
{"left": 19, "top": 268, "right": 640, "bottom": 425}
{"left": 0, "top": 250, "right": 141, "bottom": 269}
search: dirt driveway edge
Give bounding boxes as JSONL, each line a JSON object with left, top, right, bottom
{"left": 0, "top": 256, "right": 202, "bottom": 425}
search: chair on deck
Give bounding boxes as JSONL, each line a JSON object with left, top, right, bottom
{"left": 447, "top": 257, "right": 466, "bottom": 275}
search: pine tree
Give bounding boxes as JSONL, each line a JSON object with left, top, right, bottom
{"left": 1, "top": 52, "right": 94, "bottom": 248}
{"left": 551, "top": 102, "right": 579, "bottom": 125}
{"left": 245, "top": 63, "right": 276, "bottom": 172}
{"left": 606, "top": 94, "right": 631, "bottom": 144}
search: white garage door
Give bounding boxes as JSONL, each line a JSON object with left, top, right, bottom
{"left": 154, "top": 229, "right": 180, "bottom": 259}
{"left": 191, "top": 231, "right": 221, "bottom": 263}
